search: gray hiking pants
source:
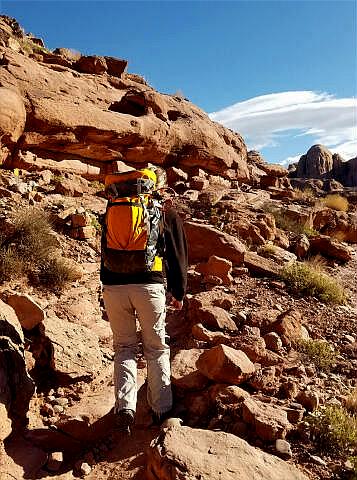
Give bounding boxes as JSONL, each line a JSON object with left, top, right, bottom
{"left": 102, "top": 283, "right": 172, "bottom": 415}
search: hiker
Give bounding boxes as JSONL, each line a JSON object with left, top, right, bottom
{"left": 100, "top": 164, "right": 188, "bottom": 434}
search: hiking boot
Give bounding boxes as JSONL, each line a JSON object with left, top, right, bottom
{"left": 115, "top": 408, "right": 135, "bottom": 435}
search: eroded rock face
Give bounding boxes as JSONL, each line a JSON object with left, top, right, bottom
{"left": 296, "top": 145, "right": 334, "bottom": 178}
{"left": 146, "top": 425, "right": 309, "bottom": 480}
{"left": 293, "top": 144, "right": 357, "bottom": 187}
{"left": 0, "top": 87, "right": 26, "bottom": 163}
{"left": 0, "top": 44, "right": 249, "bottom": 179}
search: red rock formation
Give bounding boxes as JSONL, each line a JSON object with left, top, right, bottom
{"left": 0, "top": 16, "right": 249, "bottom": 181}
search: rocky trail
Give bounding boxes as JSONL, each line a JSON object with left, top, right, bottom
{"left": 0, "top": 14, "right": 357, "bottom": 480}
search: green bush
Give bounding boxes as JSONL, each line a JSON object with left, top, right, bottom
{"left": 258, "top": 243, "right": 277, "bottom": 256}
{"left": 307, "top": 406, "right": 357, "bottom": 453}
{"left": 297, "top": 339, "right": 337, "bottom": 371}
{"left": 281, "top": 261, "right": 346, "bottom": 304}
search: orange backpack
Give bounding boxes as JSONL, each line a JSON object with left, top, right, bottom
{"left": 102, "top": 169, "right": 164, "bottom": 274}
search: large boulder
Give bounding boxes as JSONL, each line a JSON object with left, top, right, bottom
{"left": 184, "top": 221, "right": 246, "bottom": 264}
{"left": 268, "top": 309, "right": 307, "bottom": 347}
{"left": 194, "top": 305, "right": 238, "bottom": 332}
{"left": 293, "top": 145, "right": 357, "bottom": 187}
{"left": 309, "top": 235, "right": 353, "bottom": 262}
{"left": 147, "top": 425, "right": 309, "bottom": 480}
{"left": 5, "top": 293, "right": 44, "bottom": 330}
{"left": 171, "top": 349, "right": 208, "bottom": 390}
{"left": 242, "top": 398, "right": 291, "bottom": 441}
{"left": 244, "top": 251, "right": 280, "bottom": 277}
{"left": 196, "top": 255, "right": 233, "bottom": 286}
{"left": 31, "top": 316, "right": 103, "bottom": 380}
{"left": 196, "top": 345, "right": 255, "bottom": 384}
{"left": 0, "top": 87, "right": 26, "bottom": 163}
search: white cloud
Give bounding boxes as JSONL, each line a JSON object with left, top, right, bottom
{"left": 209, "top": 91, "right": 357, "bottom": 164}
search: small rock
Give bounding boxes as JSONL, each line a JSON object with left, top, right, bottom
{"left": 326, "top": 398, "right": 342, "bottom": 407}
{"left": 232, "top": 267, "right": 249, "bottom": 276}
{"left": 53, "top": 405, "right": 64, "bottom": 414}
{"left": 236, "top": 311, "right": 247, "bottom": 322}
{"left": 264, "top": 332, "right": 283, "bottom": 352}
{"left": 75, "top": 461, "right": 92, "bottom": 476}
{"left": 344, "top": 334, "right": 355, "bottom": 344}
{"left": 161, "top": 418, "right": 183, "bottom": 430}
{"left": 47, "top": 451, "right": 63, "bottom": 472}
{"left": 285, "top": 407, "right": 304, "bottom": 424}
{"left": 54, "top": 397, "right": 69, "bottom": 407}
{"left": 296, "top": 390, "right": 319, "bottom": 412}
{"left": 275, "top": 439, "right": 292, "bottom": 459}
{"left": 309, "top": 454, "right": 327, "bottom": 467}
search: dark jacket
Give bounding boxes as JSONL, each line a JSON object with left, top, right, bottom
{"left": 100, "top": 207, "right": 188, "bottom": 301}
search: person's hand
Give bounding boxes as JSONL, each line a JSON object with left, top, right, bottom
{"left": 170, "top": 297, "right": 183, "bottom": 310}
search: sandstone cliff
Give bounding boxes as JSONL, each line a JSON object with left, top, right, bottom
{"left": 293, "top": 144, "right": 356, "bottom": 187}
{"left": 0, "top": 15, "right": 249, "bottom": 181}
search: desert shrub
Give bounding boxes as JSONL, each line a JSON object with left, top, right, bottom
{"left": 293, "top": 187, "right": 317, "bottom": 203}
{"left": 90, "top": 215, "right": 101, "bottom": 232}
{"left": 307, "top": 406, "right": 357, "bottom": 453}
{"left": 297, "top": 339, "right": 337, "bottom": 371}
{"left": 263, "top": 206, "right": 318, "bottom": 237}
{"left": 89, "top": 180, "right": 105, "bottom": 191}
{"left": 258, "top": 243, "right": 277, "bottom": 256}
{"left": 0, "top": 246, "right": 24, "bottom": 282}
{"left": 345, "top": 389, "right": 357, "bottom": 415}
{"left": 9, "top": 207, "right": 58, "bottom": 262}
{"left": 0, "top": 207, "right": 79, "bottom": 291}
{"left": 20, "top": 37, "right": 49, "bottom": 55}
{"left": 322, "top": 194, "right": 349, "bottom": 212}
{"left": 306, "top": 254, "right": 328, "bottom": 271}
{"left": 281, "top": 261, "right": 346, "bottom": 304}
{"left": 35, "top": 257, "right": 81, "bottom": 290}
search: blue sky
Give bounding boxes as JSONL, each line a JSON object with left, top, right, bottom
{"left": 1, "top": 0, "right": 356, "bottom": 165}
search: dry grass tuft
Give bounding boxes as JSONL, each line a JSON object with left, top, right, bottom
{"left": 322, "top": 194, "right": 349, "bottom": 212}
{"left": 34, "top": 257, "right": 82, "bottom": 291}
{"left": 345, "top": 389, "right": 357, "bottom": 415}
{"left": 258, "top": 243, "right": 277, "bottom": 256}
{"left": 297, "top": 339, "right": 337, "bottom": 371}
{"left": 0, "top": 207, "right": 79, "bottom": 291}
{"left": 305, "top": 254, "right": 328, "bottom": 271}
{"left": 281, "top": 261, "right": 346, "bottom": 304}
{"left": 293, "top": 187, "right": 317, "bottom": 203}
{"left": 307, "top": 406, "right": 357, "bottom": 453}
{"left": 263, "top": 205, "right": 319, "bottom": 237}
